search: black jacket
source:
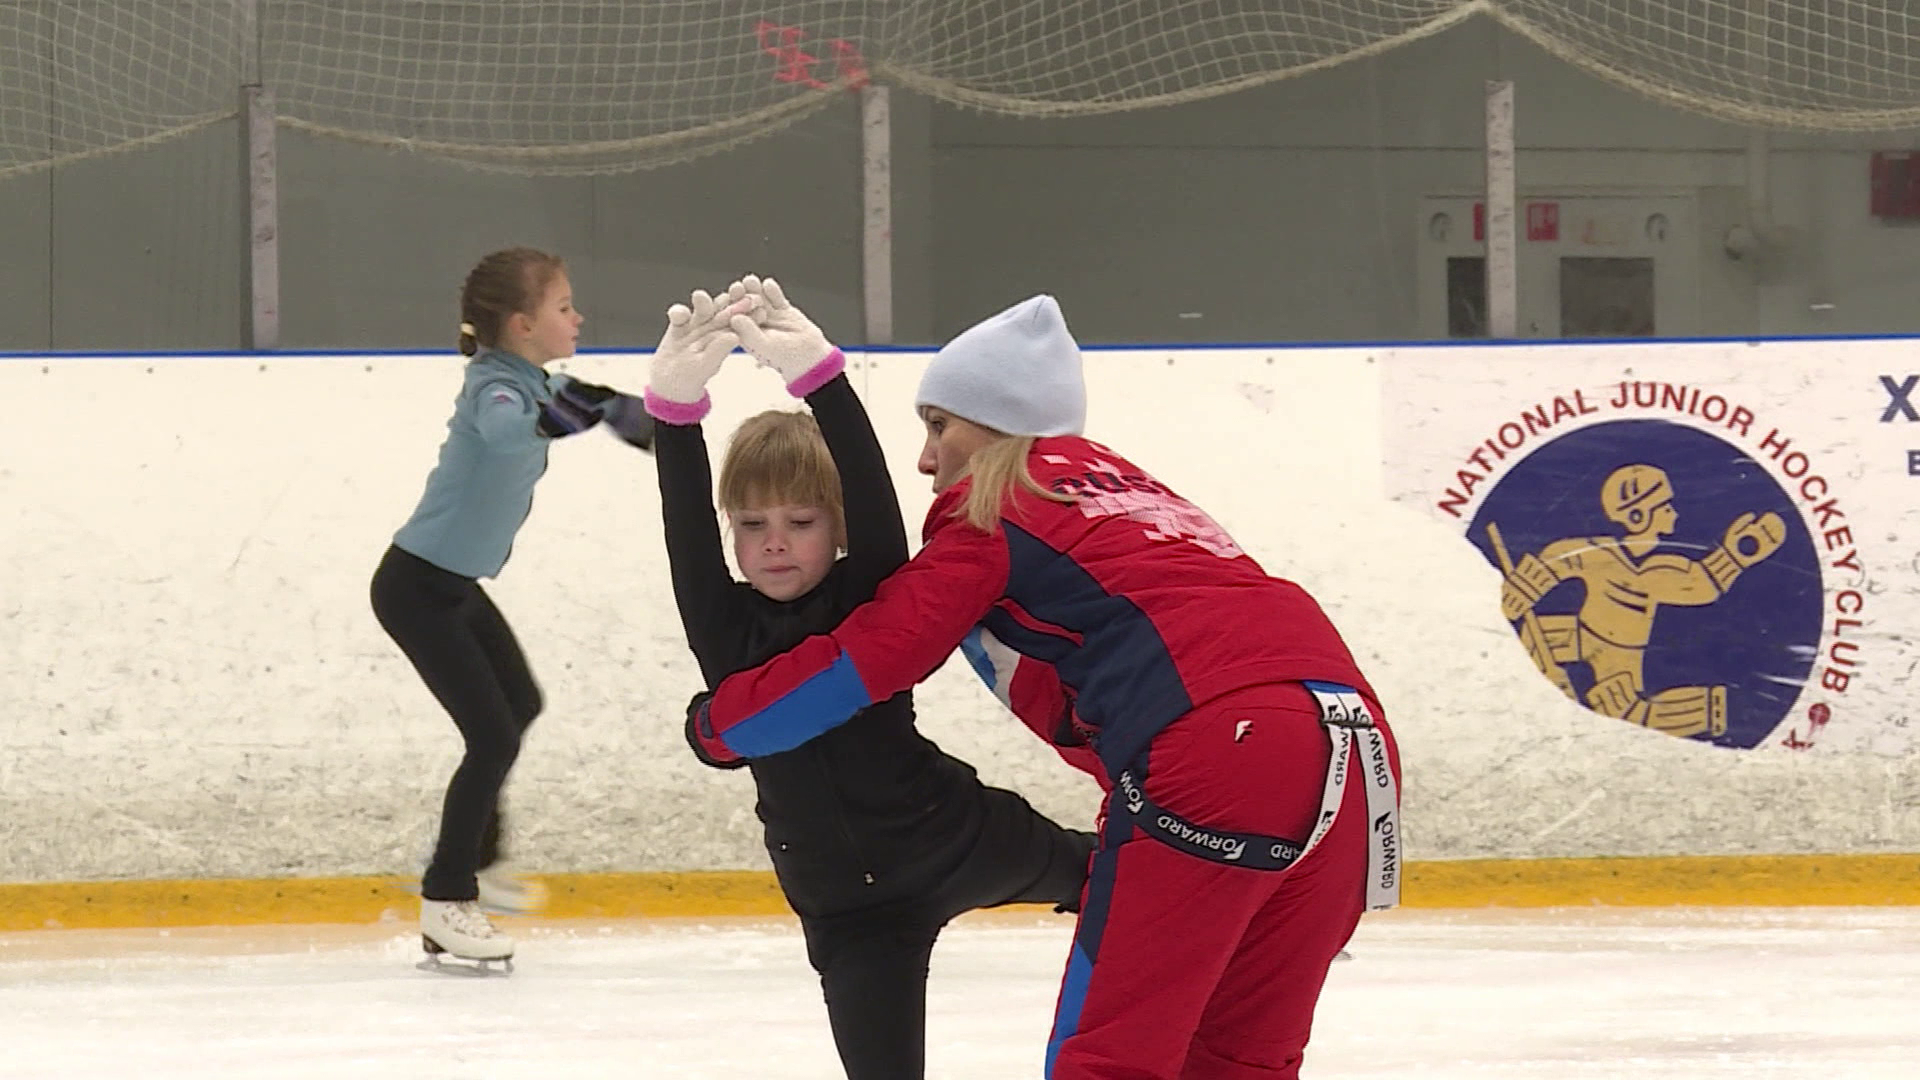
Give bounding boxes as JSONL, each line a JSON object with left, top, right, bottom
{"left": 655, "top": 374, "right": 986, "bottom": 917}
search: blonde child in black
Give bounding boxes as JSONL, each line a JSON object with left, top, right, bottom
{"left": 644, "top": 277, "right": 1094, "bottom": 1080}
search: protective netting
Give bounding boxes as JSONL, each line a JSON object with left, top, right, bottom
{"left": 0, "top": 2, "right": 242, "bottom": 177}
{"left": 6, "top": 1, "right": 1920, "bottom": 180}
{"left": 1499, "top": 1, "right": 1920, "bottom": 130}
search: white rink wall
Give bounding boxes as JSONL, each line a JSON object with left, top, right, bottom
{"left": 2, "top": 342, "right": 1916, "bottom": 884}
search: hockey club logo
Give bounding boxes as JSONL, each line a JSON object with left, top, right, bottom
{"left": 1437, "top": 382, "right": 1865, "bottom": 749}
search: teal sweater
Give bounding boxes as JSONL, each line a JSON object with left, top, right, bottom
{"left": 393, "top": 348, "right": 562, "bottom": 579}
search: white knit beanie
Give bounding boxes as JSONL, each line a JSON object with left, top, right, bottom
{"left": 915, "top": 294, "right": 1086, "bottom": 437}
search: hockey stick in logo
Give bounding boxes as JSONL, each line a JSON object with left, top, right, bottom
{"left": 1486, "top": 520, "right": 1578, "bottom": 700}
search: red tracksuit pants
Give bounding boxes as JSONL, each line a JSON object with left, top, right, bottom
{"left": 1045, "top": 681, "right": 1400, "bottom": 1080}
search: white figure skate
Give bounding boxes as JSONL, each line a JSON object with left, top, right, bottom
{"left": 418, "top": 899, "right": 514, "bottom": 975}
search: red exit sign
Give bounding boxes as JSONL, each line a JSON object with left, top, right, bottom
{"left": 1471, "top": 201, "right": 1561, "bottom": 242}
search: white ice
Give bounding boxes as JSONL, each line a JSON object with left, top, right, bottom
{"left": 3, "top": 907, "right": 1917, "bottom": 1079}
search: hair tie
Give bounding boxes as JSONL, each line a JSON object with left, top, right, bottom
{"left": 459, "top": 321, "right": 477, "bottom": 336}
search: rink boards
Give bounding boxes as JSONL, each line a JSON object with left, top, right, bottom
{"left": 3, "top": 339, "right": 1917, "bottom": 922}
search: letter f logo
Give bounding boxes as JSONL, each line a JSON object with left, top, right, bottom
{"left": 1234, "top": 720, "right": 1252, "bottom": 743}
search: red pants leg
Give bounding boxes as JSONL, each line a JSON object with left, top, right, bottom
{"left": 1179, "top": 772, "right": 1371, "bottom": 1078}
{"left": 1046, "top": 824, "right": 1274, "bottom": 1080}
{"left": 1045, "top": 684, "right": 1397, "bottom": 1080}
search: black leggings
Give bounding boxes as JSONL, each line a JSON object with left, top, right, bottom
{"left": 370, "top": 544, "right": 542, "bottom": 901}
{"left": 802, "top": 786, "right": 1096, "bottom": 1080}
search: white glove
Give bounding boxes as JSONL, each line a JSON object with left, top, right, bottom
{"left": 644, "top": 288, "right": 746, "bottom": 423}
{"left": 727, "top": 275, "right": 843, "bottom": 394}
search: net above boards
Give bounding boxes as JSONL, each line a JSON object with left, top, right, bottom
{"left": 4, "top": 1, "right": 1919, "bottom": 179}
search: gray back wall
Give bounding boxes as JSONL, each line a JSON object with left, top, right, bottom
{"left": 4, "top": 17, "right": 1918, "bottom": 352}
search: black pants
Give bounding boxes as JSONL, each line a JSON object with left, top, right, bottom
{"left": 370, "top": 544, "right": 542, "bottom": 901}
{"left": 801, "top": 786, "right": 1097, "bottom": 1080}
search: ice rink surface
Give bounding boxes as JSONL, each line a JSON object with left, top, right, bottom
{"left": 4, "top": 906, "right": 1917, "bottom": 1079}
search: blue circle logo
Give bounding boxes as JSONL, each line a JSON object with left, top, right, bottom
{"left": 1467, "top": 419, "right": 1821, "bottom": 749}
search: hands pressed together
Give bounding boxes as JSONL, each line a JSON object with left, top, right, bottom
{"left": 642, "top": 274, "right": 843, "bottom": 426}
{"left": 533, "top": 274, "right": 837, "bottom": 445}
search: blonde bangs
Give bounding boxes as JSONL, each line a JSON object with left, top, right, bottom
{"left": 718, "top": 410, "right": 845, "bottom": 529}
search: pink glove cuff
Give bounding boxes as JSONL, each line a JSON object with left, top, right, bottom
{"left": 785, "top": 348, "right": 846, "bottom": 398}
{"left": 644, "top": 387, "right": 712, "bottom": 425}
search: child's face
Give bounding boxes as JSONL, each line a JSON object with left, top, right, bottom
{"left": 731, "top": 503, "right": 837, "bottom": 601}
{"left": 508, "top": 273, "right": 583, "bottom": 364}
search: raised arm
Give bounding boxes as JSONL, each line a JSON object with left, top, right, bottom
{"left": 653, "top": 421, "right": 741, "bottom": 684}
{"left": 805, "top": 372, "right": 910, "bottom": 593}
{"left": 643, "top": 288, "right": 754, "bottom": 683}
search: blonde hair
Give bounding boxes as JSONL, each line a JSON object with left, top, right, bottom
{"left": 718, "top": 410, "right": 847, "bottom": 546}
{"left": 957, "top": 432, "right": 1074, "bottom": 532}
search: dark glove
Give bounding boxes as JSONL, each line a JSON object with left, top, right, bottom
{"left": 684, "top": 691, "right": 747, "bottom": 770}
{"left": 557, "top": 377, "right": 619, "bottom": 410}
{"left": 536, "top": 378, "right": 618, "bottom": 438}
{"left": 603, "top": 393, "right": 656, "bottom": 452}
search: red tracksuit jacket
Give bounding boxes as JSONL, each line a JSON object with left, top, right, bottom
{"left": 694, "top": 437, "right": 1375, "bottom": 782}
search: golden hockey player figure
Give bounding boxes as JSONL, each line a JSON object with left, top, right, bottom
{"left": 1490, "top": 464, "right": 1786, "bottom": 738}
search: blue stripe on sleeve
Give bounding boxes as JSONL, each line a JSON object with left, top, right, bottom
{"left": 721, "top": 652, "right": 875, "bottom": 758}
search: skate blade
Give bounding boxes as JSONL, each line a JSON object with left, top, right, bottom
{"left": 416, "top": 953, "right": 514, "bottom": 977}
{"left": 417, "top": 936, "right": 514, "bottom": 976}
